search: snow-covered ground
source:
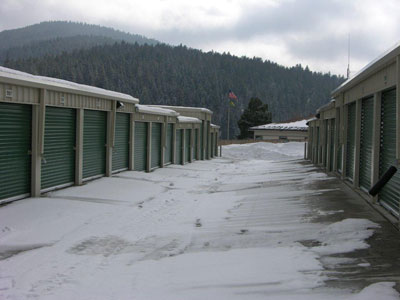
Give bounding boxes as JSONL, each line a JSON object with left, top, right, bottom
{"left": 0, "top": 142, "right": 398, "bottom": 300}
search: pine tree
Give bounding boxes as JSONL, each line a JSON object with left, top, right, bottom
{"left": 238, "top": 97, "right": 272, "bottom": 139}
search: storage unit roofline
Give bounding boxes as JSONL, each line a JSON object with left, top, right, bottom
{"left": 306, "top": 117, "right": 318, "bottom": 125}
{"left": 316, "top": 99, "right": 335, "bottom": 113}
{"left": 148, "top": 105, "right": 213, "bottom": 115}
{"left": 0, "top": 66, "right": 139, "bottom": 104}
{"left": 211, "top": 124, "right": 220, "bottom": 129}
{"left": 332, "top": 42, "right": 400, "bottom": 97}
{"left": 177, "top": 116, "right": 202, "bottom": 124}
{"left": 250, "top": 128, "right": 308, "bottom": 132}
{"left": 135, "top": 104, "right": 179, "bottom": 116}
{"left": 249, "top": 120, "right": 308, "bottom": 131}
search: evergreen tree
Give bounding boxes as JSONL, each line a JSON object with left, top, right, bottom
{"left": 238, "top": 97, "right": 272, "bottom": 139}
{"left": 3, "top": 42, "right": 344, "bottom": 137}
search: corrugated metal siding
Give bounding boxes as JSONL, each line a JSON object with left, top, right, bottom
{"left": 46, "top": 91, "right": 112, "bottom": 111}
{"left": 337, "top": 120, "right": 342, "bottom": 173}
{"left": 185, "top": 129, "right": 191, "bottom": 163}
{"left": 206, "top": 122, "right": 210, "bottom": 158}
{"left": 211, "top": 132, "right": 214, "bottom": 158}
{"left": 215, "top": 133, "right": 218, "bottom": 156}
{"left": 200, "top": 123, "right": 204, "bottom": 160}
{"left": 112, "top": 112, "right": 130, "bottom": 172}
{"left": 324, "top": 121, "right": 328, "bottom": 166}
{"left": 0, "top": 83, "right": 40, "bottom": 104}
{"left": 329, "top": 119, "right": 335, "bottom": 171}
{"left": 175, "top": 129, "right": 182, "bottom": 164}
{"left": 0, "top": 102, "right": 31, "bottom": 200}
{"left": 310, "top": 127, "right": 314, "bottom": 161}
{"left": 134, "top": 122, "right": 147, "bottom": 171}
{"left": 379, "top": 89, "right": 400, "bottom": 216}
{"left": 194, "top": 128, "right": 198, "bottom": 160}
{"left": 83, "top": 110, "right": 107, "bottom": 179}
{"left": 359, "top": 97, "right": 374, "bottom": 191}
{"left": 346, "top": 103, "right": 356, "bottom": 180}
{"left": 316, "top": 127, "right": 320, "bottom": 163}
{"left": 41, "top": 107, "right": 76, "bottom": 189}
{"left": 151, "top": 123, "right": 162, "bottom": 168}
{"left": 164, "top": 124, "right": 173, "bottom": 164}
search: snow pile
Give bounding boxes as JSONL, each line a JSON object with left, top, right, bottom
{"left": 312, "top": 218, "right": 380, "bottom": 255}
{"left": 351, "top": 282, "right": 399, "bottom": 300}
{"left": 223, "top": 141, "right": 305, "bottom": 161}
{"left": 250, "top": 119, "right": 308, "bottom": 131}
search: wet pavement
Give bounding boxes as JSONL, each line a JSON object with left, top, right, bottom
{"left": 300, "top": 161, "right": 400, "bottom": 292}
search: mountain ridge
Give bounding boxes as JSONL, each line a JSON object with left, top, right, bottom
{"left": 0, "top": 21, "right": 159, "bottom": 63}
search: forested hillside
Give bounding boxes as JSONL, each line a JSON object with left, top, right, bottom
{"left": 4, "top": 42, "right": 344, "bottom": 138}
{"left": 0, "top": 21, "right": 159, "bottom": 63}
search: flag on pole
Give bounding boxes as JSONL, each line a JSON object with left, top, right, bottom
{"left": 228, "top": 90, "right": 238, "bottom": 107}
{"left": 228, "top": 90, "right": 238, "bottom": 100}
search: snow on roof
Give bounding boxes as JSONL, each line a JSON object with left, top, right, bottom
{"left": 148, "top": 105, "right": 213, "bottom": 114}
{"left": 211, "top": 124, "right": 220, "bottom": 129}
{"left": 0, "top": 66, "right": 139, "bottom": 103}
{"left": 136, "top": 104, "right": 179, "bottom": 116}
{"left": 250, "top": 119, "right": 308, "bottom": 131}
{"left": 306, "top": 117, "right": 318, "bottom": 125}
{"left": 177, "top": 116, "right": 202, "bottom": 124}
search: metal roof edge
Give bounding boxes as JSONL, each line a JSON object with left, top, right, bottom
{"left": 177, "top": 116, "right": 202, "bottom": 124}
{"left": 316, "top": 99, "right": 335, "bottom": 113}
{"left": 0, "top": 67, "right": 139, "bottom": 104}
{"left": 136, "top": 104, "right": 180, "bottom": 116}
{"left": 331, "top": 41, "right": 400, "bottom": 97}
{"left": 148, "top": 105, "right": 213, "bottom": 115}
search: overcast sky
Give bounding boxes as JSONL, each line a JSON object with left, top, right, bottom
{"left": 1, "top": 0, "right": 400, "bottom": 76}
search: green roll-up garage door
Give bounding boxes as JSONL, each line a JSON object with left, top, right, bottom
{"left": 193, "top": 128, "right": 198, "bottom": 160}
{"left": 134, "top": 122, "right": 147, "bottom": 171}
{"left": 175, "top": 129, "right": 183, "bottom": 164}
{"left": 41, "top": 106, "right": 76, "bottom": 190}
{"left": 211, "top": 132, "right": 214, "bottom": 158}
{"left": 185, "top": 129, "right": 191, "bottom": 163}
{"left": 83, "top": 110, "right": 107, "bottom": 179}
{"left": 151, "top": 123, "right": 162, "bottom": 169}
{"left": 165, "top": 123, "right": 173, "bottom": 164}
{"left": 215, "top": 133, "right": 218, "bottom": 157}
{"left": 112, "top": 112, "right": 130, "bottom": 172}
{"left": 324, "top": 121, "right": 328, "bottom": 166}
{"left": 337, "top": 119, "right": 342, "bottom": 173}
{"left": 316, "top": 127, "right": 320, "bottom": 164}
{"left": 200, "top": 123, "right": 204, "bottom": 160}
{"left": 206, "top": 122, "right": 210, "bottom": 159}
{"left": 379, "top": 89, "right": 400, "bottom": 216}
{"left": 346, "top": 102, "right": 356, "bottom": 181}
{"left": 329, "top": 119, "right": 335, "bottom": 171}
{"left": 0, "top": 102, "right": 31, "bottom": 201}
{"left": 359, "top": 97, "right": 374, "bottom": 191}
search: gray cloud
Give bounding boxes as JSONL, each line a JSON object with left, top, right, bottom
{"left": 0, "top": 0, "right": 399, "bottom": 76}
